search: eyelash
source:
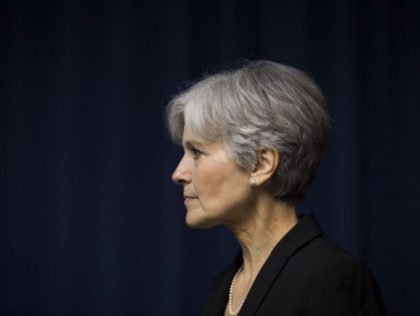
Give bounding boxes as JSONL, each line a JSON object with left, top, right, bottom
{"left": 190, "top": 148, "right": 203, "bottom": 160}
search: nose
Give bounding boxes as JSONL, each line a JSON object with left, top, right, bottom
{"left": 171, "top": 155, "right": 191, "bottom": 185}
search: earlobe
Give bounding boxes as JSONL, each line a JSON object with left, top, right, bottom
{"left": 251, "top": 148, "right": 280, "bottom": 185}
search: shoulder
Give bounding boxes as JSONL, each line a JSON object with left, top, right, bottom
{"left": 294, "top": 235, "right": 364, "bottom": 271}
{"left": 289, "top": 236, "right": 379, "bottom": 295}
{"left": 290, "top": 237, "right": 387, "bottom": 315}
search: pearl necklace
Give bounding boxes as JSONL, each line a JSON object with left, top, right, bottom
{"left": 228, "top": 265, "right": 245, "bottom": 316}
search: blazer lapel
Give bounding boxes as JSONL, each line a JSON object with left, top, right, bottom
{"left": 239, "top": 255, "right": 289, "bottom": 316}
{"left": 203, "top": 215, "right": 324, "bottom": 316}
{"left": 239, "top": 214, "right": 324, "bottom": 316}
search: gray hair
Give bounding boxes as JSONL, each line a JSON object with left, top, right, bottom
{"left": 166, "top": 61, "right": 330, "bottom": 205}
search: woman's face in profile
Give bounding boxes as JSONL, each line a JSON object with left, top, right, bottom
{"left": 172, "top": 128, "right": 253, "bottom": 229}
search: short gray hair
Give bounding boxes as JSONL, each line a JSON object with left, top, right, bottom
{"left": 166, "top": 61, "right": 330, "bottom": 205}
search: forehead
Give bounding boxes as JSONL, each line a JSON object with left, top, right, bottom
{"left": 182, "top": 128, "right": 220, "bottom": 150}
{"left": 182, "top": 128, "right": 205, "bottom": 145}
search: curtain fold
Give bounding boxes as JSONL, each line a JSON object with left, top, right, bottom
{"left": 1, "top": 1, "right": 419, "bottom": 315}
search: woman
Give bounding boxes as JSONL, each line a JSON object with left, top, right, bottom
{"left": 167, "top": 61, "right": 386, "bottom": 315}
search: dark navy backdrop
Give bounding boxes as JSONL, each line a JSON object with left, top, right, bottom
{"left": 1, "top": 1, "right": 419, "bottom": 315}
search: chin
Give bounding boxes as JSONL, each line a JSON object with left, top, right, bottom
{"left": 185, "top": 211, "right": 218, "bottom": 230}
{"left": 186, "top": 221, "right": 217, "bottom": 230}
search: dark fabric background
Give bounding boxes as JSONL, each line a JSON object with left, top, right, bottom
{"left": 1, "top": 0, "right": 419, "bottom": 315}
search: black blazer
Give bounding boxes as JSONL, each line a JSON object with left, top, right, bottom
{"left": 203, "top": 215, "right": 386, "bottom": 315}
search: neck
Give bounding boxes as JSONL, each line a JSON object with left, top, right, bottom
{"left": 227, "top": 195, "right": 298, "bottom": 280}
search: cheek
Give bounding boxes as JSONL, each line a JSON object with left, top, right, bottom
{"left": 194, "top": 168, "right": 223, "bottom": 195}
{"left": 192, "top": 163, "right": 221, "bottom": 197}
{"left": 195, "top": 165, "right": 249, "bottom": 203}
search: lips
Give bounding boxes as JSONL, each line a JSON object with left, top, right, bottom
{"left": 184, "top": 194, "right": 198, "bottom": 204}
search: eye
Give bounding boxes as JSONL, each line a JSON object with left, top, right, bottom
{"left": 190, "top": 147, "right": 203, "bottom": 160}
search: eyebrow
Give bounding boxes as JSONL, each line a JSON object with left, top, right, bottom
{"left": 182, "top": 138, "right": 210, "bottom": 149}
{"left": 183, "top": 140, "right": 199, "bottom": 149}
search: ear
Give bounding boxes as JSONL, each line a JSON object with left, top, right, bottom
{"left": 251, "top": 148, "right": 280, "bottom": 186}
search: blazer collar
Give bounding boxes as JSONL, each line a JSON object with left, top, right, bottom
{"left": 206, "top": 214, "right": 324, "bottom": 316}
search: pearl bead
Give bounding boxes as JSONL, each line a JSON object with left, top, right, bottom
{"left": 228, "top": 265, "right": 245, "bottom": 316}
